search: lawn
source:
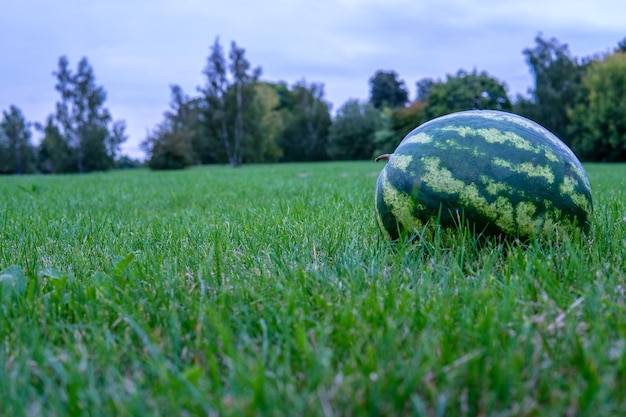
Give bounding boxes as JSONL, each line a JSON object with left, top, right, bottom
{"left": 1, "top": 161, "right": 625, "bottom": 416}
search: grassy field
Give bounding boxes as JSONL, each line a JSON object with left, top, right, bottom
{"left": 1, "top": 161, "right": 625, "bottom": 416}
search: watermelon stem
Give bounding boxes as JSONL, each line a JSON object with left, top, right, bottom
{"left": 375, "top": 154, "right": 392, "bottom": 163}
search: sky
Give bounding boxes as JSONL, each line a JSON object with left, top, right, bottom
{"left": 1, "top": 0, "right": 625, "bottom": 159}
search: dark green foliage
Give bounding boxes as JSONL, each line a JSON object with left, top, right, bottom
{"left": 0, "top": 105, "right": 36, "bottom": 174}
{"left": 45, "top": 56, "right": 127, "bottom": 173}
{"left": 114, "top": 155, "right": 143, "bottom": 169}
{"left": 389, "top": 101, "right": 428, "bottom": 139}
{"left": 165, "top": 86, "right": 205, "bottom": 164}
{"left": 373, "top": 102, "right": 427, "bottom": 156}
{"left": 382, "top": 69, "right": 510, "bottom": 158}
{"left": 514, "top": 35, "right": 588, "bottom": 145}
{"left": 228, "top": 41, "right": 261, "bottom": 166}
{"left": 369, "top": 70, "right": 409, "bottom": 109}
{"left": 81, "top": 124, "right": 114, "bottom": 172}
{"left": 146, "top": 131, "right": 193, "bottom": 170}
{"left": 142, "top": 86, "right": 197, "bottom": 170}
{"left": 244, "top": 83, "right": 284, "bottom": 163}
{"left": 569, "top": 52, "right": 626, "bottom": 161}
{"left": 423, "top": 69, "right": 512, "bottom": 120}
{"left": 198, "top": 38, "right": 229, "bottom": 164}
{"left": 327, "top": 99, "right": 381, "bottom": 160}
{"left": 197, "top": 38, "right": 261, "bottom": 167}
{"left": 37, "top": 115, "right": 77, "bottom": 173}
{"left": 416, "top": 77, "right": 436, "bottom": 102}
{"left": 277, "top": 80, "right": 332, "bottom": 162}
{"left": 172, "top": 87, "right": 205, "bottom": 165}
{"left": 144, "top": 41, "right": 331, "bottom": 167}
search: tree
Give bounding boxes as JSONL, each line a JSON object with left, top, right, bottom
{"left": 51, "top": 56, "right": 127, "bottom": 172}
{"left": 372, "top": 107, "right": 397, "bottom": 158}
{"left": 229, "top": 41, "right": 260, "bottom": 166}
{"left": 245, "top": 82, "right": 283, "bottom": 162}
{"left": 37, "top": 115, "right": 76, "bottom": 173}
{"left": 514, "top": 35, "right": 588, "bottom": 144}
{"left": 373, "top": 101, "right": 427, "bottom": 156}
{"left": 390, "top": 101, "right": 427, "bottom": 137}
{"left": 164, "top": 84, "right": 205, "bottom": 164}
{"left": 423, "top": 69, "right": 511, "bottom": 120}
{"left": 115, "top": 155, "right": 143, "bottom": 169}
{"left": 327, "top": 99, "right": 381, "bottom": 160}
{"left": 142, "top": 85, "right": 197, "bottom": 170}
{"left": 0, "top": 105, "right": 35, "bottom": 174}
{"left": 142, "top": 124, "right": 193, "bottom": 170}
{"left": 416, "top": 78, "right": 436, "bottom": 102}
{"left": 569, "top": 52, "right": 626, "bottom": 161}
{"left": 277, "top": 80, "right": 332, "bottom": 162}
{"left": 199, "top": 38, "right": 229, "bottom": 164}
{"left": 108, "top": 120, "right": 128, "bottom": 163}
{"left": 0, "top": 128, "right": 7, "bottom": 173}
{"left": 369, "top": 70, "right": 409, "bottom": 109}
{"left": 199, "top": 38, "right": 261, "bottom": 167}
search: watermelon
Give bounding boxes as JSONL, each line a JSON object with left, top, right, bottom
{"left": 375, "top": 110, "right": 593, "bottom": 241}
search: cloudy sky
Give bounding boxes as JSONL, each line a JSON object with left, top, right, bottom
{"left": 1, "top": 0, "right": 624, "bottom": 158}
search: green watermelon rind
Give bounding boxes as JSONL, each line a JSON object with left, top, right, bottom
{"left": 375, "top": 110, "right": 593, "bottom": 241}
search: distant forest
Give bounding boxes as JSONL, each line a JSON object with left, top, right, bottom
{"left": 2, "top": 34, "right": 626, "bottom": 174}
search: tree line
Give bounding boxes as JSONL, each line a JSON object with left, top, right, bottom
{"left": 140, "top": 38, "right": 332, "bottom": 169}
{"left": 2, "top": 34, "right": 626, "bottom": 174}
{"left": 1, "top": 56, "right": 128, "bottom": 175}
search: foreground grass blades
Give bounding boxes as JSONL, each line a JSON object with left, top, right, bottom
{"left": 1, "top": 162, "right": 625, "bottom": 416}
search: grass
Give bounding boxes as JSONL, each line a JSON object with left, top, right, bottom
{"left": 0, "top": 161, "right": 625, "bottom": 416}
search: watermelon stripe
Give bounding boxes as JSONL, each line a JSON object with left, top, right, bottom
{"left": 400, "top": 127, "right": 560, "bottom": 170}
